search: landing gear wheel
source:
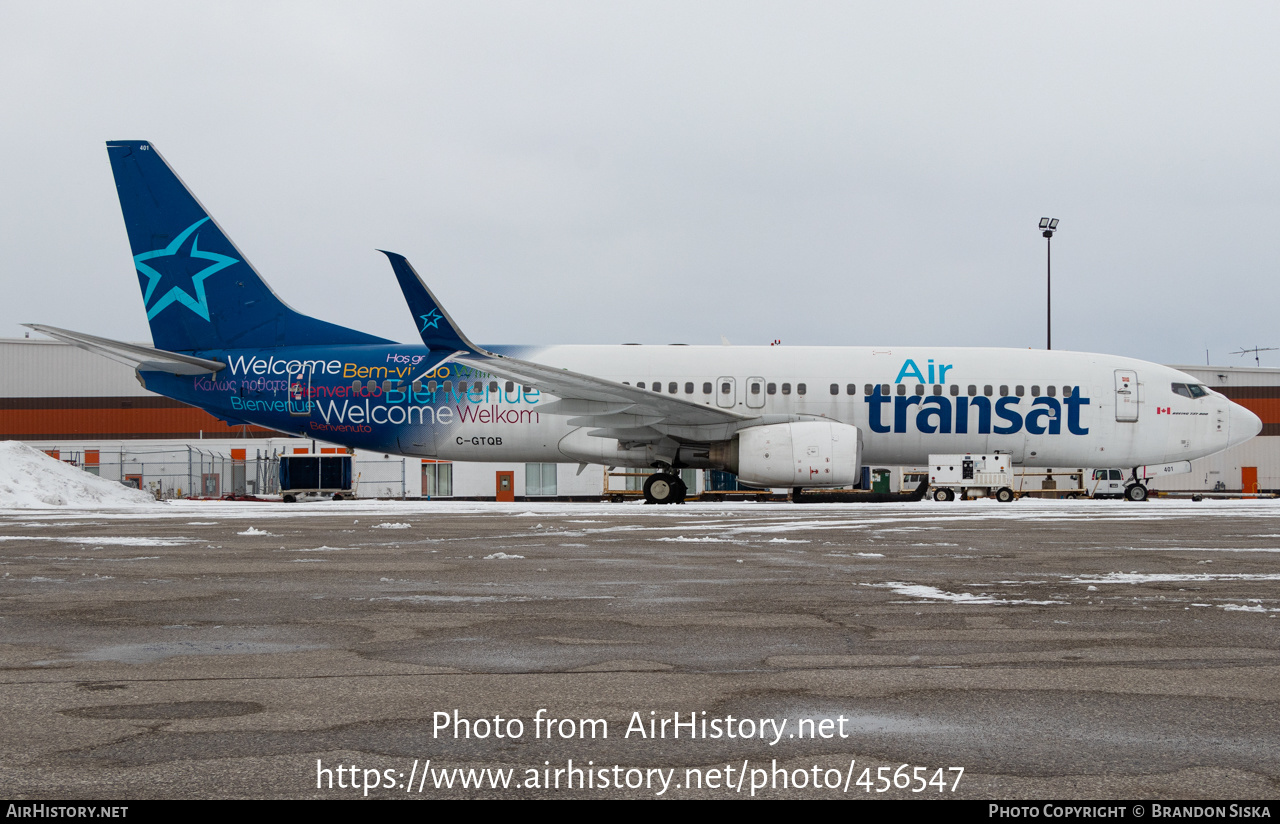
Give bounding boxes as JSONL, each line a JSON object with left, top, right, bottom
{"left": 995, "top": 487, "right": 1015, "bottom": 503}
{"left": 933, "top": 488, "right": 952, "bottom": 502}
{"left": 282, "top": 494, "right": 296, "bottom": 503}
{"left": 643, "top": 473, "right": 685, "bottom": 505}
{"left": 1125, "top": 483, "right": 1148, "bottom": 502}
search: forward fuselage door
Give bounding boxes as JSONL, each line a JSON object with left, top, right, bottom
{"left": 716, "top": 376, "right": 737, "bottom": 409}
{"left": 1115, "top": 370, "right": 1138, "bottom": 422}
{"left": 745, "top": 376, "right": 766, "bottom": 409}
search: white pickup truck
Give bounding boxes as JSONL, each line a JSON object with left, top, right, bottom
{"left": 1085, "top": 461, "right": 1192, "bottom": 501}
{"left": 1085, "top": 468, "right": 1129, "bottom": 499}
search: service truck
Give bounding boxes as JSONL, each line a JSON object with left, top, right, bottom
{"left": 928, "top": 454, "right": 1015, "bottom": 502}
{"left": 1083, "top": 461, "right": 1192, "bottom": 501}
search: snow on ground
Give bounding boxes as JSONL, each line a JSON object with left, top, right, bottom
{"left": 0, "top": 536, "right": 196, "bottom": 546}
{"left": 875, "top": 582, "right": 1066, "bottom": 606}
{"left": 4, "top": 485, "right": 1280, "bottom": 523}
{"left": 1072, "top": 572, "right": 1280, "bottom": 585}
{"left": 0, "top": 442, "right": 157, "bottom": 508}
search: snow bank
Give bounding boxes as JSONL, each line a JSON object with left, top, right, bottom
{"left": 0, "top": 442, "right": 156, "bottom": 509}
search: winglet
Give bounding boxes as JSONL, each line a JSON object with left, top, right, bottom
{"left": 379, "top": 251, "right": 486, "bottom": 354}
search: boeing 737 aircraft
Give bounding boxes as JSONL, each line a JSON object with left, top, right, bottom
{"left": 28, "top": 142, "right": 1263, "bottom": 503}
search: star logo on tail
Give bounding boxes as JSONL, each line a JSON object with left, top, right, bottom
{"left": 419, "top": 309, "right": 444, "bottom": 331}
{"left": 133, "top": 217, "right": 239, "bottom": 321}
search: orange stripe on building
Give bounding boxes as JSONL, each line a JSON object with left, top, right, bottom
{"left": 1230, "top": 397, "right": 1280, "bottom": 425}
{"left": 0, "top": 408, "right": 282, "bottom": 439}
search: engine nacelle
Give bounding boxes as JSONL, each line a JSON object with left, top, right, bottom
{"left": 709, "top": 421, "right": 862, "bottom": 488}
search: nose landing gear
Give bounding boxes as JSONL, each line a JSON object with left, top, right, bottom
{"left": 1124, "top": 483, "right": 1149, "bottom": 502}
{"left": 643, "top": 473, "right": 687, "bottom": 504}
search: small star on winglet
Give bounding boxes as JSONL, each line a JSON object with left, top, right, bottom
{"left": 419, "top": 309, "right": 444, "bottom": 331}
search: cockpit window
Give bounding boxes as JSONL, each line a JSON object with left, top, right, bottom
{"left": 1172, "top": 383, "right": 1192, "bottom": 398}
{"left": 1172, "top": 383, "right": 1210, "bottom": 399}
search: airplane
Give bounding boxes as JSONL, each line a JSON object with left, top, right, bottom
{"left": 27, "top": 141, "right": 1264, "bottom": 504}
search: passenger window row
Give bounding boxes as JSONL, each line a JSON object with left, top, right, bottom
{"left": 392, "top": 376, "right": 1093, "bottom": 400}
{"left": 404, "top": 379, "right": 519, "bottom": 394}
{"left": 855, "top": 383, "right": 1076, "bottom": 398}
{"left": 621, "top": 381, "right": 815, "bottom": 396}
{"left": 624, "top": 381, "right": 710, "bottom": 394}
{"left": 614, "top": 380, "right": 1078, "bottom": 400}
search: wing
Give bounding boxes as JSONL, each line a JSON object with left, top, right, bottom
{"left": 380, "top": 252, "right": 754, "bottom": 445}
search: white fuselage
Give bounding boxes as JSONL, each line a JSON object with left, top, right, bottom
{"left": 421, "top": 345, "right": 1260, "bottom": 470}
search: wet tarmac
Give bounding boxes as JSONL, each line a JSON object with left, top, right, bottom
{"left": 1, "top": 498, "right": 1278, "bottom": 799}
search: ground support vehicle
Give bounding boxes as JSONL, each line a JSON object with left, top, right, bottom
{"left": 1083, "top": 461, "right": 1193, "bottom": 501}
{"left": 928, "top": 454, "right": 1015, "bottom": 502}
{"left": 278, "top": 454, "right": 353, "bottom": 503}
{"left": 1085, "top": 468, "right": 1130, "bottom": 499}
{"left": 1013, "top": 469, "right": 1089, "bottom": 499}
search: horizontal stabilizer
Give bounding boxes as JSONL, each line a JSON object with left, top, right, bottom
{"left": 24, "top": 324, "right": 224, "bottom": 375}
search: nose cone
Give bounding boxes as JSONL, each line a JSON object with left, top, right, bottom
{"left": 1228, "top": 402, "right": 1263, "bottom": 448}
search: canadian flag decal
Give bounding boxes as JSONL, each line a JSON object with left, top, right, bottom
{"left": 1157, "top": 407, "right": 1171, "bottom": 414}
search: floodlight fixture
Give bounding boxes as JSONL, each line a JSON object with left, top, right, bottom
{"left": 1038, "top": 218, "right": 1060, "bottom": 349}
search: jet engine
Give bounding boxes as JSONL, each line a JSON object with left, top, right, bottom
{"left": 709, "top": 421, "right": 862, "bottom": 488}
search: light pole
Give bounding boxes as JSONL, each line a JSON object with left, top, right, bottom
{"left": 1039, "top": 217, "right": 1059, "bottom": 349}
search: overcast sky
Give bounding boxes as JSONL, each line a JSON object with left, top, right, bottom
{"left": 2, "top": 2, "right": 1277, "bottom": 366}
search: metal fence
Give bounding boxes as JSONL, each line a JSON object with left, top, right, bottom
{"left": 46, "top": 446, "right": 407, "bottom": 499}
{"left": 352, "top": 458, "right": 407, "bottom": 499}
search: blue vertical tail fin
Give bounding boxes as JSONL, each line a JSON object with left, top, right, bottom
{"left": 107, "top": 140, "right": 388, "bottom": 352}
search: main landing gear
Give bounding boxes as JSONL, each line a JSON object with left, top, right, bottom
{"left": 643, "top": 472, "right": 687, "bottom": 505}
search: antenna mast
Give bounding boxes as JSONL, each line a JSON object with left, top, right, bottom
{"left": 1229, "top": 346, "right": 1279, "bottom": 367}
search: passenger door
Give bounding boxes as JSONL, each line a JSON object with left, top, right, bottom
{"left": 1115, "top": 370, "right": 1138, "bottom": 422}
